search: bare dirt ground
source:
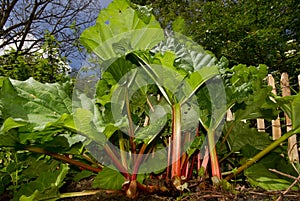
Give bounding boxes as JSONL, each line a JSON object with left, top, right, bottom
{"left": 1, "top": 178, "right": 299, "bottom": 201}
{"left": 58, "top": 178, "right": 300, "bottom": 201}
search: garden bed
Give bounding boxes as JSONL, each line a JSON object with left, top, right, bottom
{"left": 59, "top": 178, "right": 300, "bottom": 201}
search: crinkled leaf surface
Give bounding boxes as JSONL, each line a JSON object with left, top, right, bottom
{"left": 224, "top": 64, "right": 270, "bottom": 110}
{"left": 152, "top": 36, "right": 217, "bottom": 72}
{"left": 233, "top": 87, "right": 278, "bottom": 121}
{"left": 80, "top": 0, "right": 164, "bottom": 61}
{"left": 226, "top": 121, "right": 272, "bottom": 152}
{"left": 136, "top": 50, "right": 219, "bottom": 106}
{"left": 0, "top": 78, "right": 72, "bottom": 131}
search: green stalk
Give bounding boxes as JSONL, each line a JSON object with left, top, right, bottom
{"left": 59, "top": 190, "right": 103, "bottom": 199}
{"left": 125, "top": 87, "right": 136, "bottom": 157}
{"left": 119, "top": 132, "right": 128, "bottom": 170}
{"left": 171, "top": 103, "right": 182, "bottom": 178}
{"left": 207, "top": 129, "right": 221, "bottom": 178}
{"left": 167, "top": 137, "right": 172, "bottom": 178}
{"left": 135, "top": 54, "right": 172, "bottom": 105}
{"left": 225, "top": 130, "right": 297, "bottom": 180}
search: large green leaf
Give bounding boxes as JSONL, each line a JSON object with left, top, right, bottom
{"left": 72, "top": 103, "right": 127, "bottom": 146}
{"left": 196, "top": 77, "right": 228, "bottom": 130}
{"left": 180, "top": 66, "right": 219, "bottom": 104}
{"left": 0, "top": 78, "right": 72, "bottom": 131}
{"left": 291, "top": 93, "right": 300, "bottom": 130}
{"left": 152, "top": 35, "right": 217, "bottom": 72}
{"left": 141, "top": 35, "right": 220, "bottom": 106}
{"left": 201, "top": 63, "right": 278, "bottom": 133}
{"left": 138, "top": 145, "right": 168, "bottom": 174}
{"left": 135, "top": 51, "right": 219, "bottom": 106}
{"left": 95, "top": 57, "right": 137, "bottom": 108}
{"left": 276, "top": 92, "right": 300, "bottom": 131}
{"left": 245, "top": 152, "right": 298, "bottom": 190}
{"left": 1, "top": 117, "right": 27, "bottom": 133}
{"left": 226, "top": 121, "right": 272, "bottom": 153}
{"left": 73, "top": 108, "right": 105, "bottom": 145}
{"left": 80, "top": 0, "right": 164, "bottom": 61}
{"left": 232, "top": 88, "right": 278, "bottom": 122}
{"left": 12, "top": 163, "right": 69, "bottom": 201}
{"left": 224, "top": 64, "right": 270, "bottom": 110}
{"left": 92, "top": 166, "right": 125, "bottom": 190}
{"left": 0, "top": 118, "right": 26, "bottom": 146}
{"left": 134, "top": 110, "right": 169, "bottom": 145}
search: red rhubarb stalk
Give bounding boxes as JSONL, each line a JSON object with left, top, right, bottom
{"left": 103, "top": 145, "right": 130, "bottom": 179}
{"left": 207, "top": 129, "right": 221, "bottom": 178}
{"left": 171, "top": 103, "right": 182, "bottom": 178}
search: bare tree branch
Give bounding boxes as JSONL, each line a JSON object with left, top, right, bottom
{"left": 0, "top": 0, "right": 101, "bottom": 62}
{"left": 0, "top": 0, "right": 18, "bottom": 30}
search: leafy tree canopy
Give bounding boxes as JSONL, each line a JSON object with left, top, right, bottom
{"left": 132, "top": 0, "right": 300, "bottom": 79}
{"left": 0, "top": 33, "right": 70, "bottom": 83}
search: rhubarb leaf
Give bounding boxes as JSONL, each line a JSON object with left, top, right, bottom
{"left": 92, "top": 166, "right": 125, "bottom": 190}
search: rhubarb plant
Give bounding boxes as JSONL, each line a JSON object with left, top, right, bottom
{"left": 1, "top": 0, "right": 300, "bottom": 200}
{"left": 77, "top": 0, "right": 230, "bottom": 195}
{"left": 0, "top": 78, "right": 86, "bottom": 200}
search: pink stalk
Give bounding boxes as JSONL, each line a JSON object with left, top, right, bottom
{"left": 171, "top": 103, "right": 182, "bottom": 178}
{"left": 207, "top": 129, "right": 221, "bottom": 178}
{"left": 103, "top": 145, "right": 130, "bottom": 179}
{"left": 180, "top": 132, "right": 191, "bottom": 178}
{"left": 188, "top": 156, "right": 196, "bottom": 179}
{"left": 197, "top": 152, "right": 201, "bottom": 171}
{"left": 131, "top": 143, "right": 147, "bottom": 181}
{"left": 201, "top": 146, "right": 210, "bottom": 170}
{"left": 167, "top": 137, "right": 172, "bottom": 178}
{"left": 180, "top": 153, "right": 187, "bottom": 175}
{"left": 185, "top": 160, "right": 190, "bottom": 178}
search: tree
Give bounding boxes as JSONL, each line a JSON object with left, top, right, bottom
{"left": 0, "top": 0, "right": 101, "bottom": 60}
{"left": 132, "top": 0, "right": 300, "bottom": 85}
{"left": 0, "top": 33, "right": 70, "bottom": 83}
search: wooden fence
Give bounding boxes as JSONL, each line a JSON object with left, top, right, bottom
{"left": 228, "top": 73, "right": 300, "bottom": 163}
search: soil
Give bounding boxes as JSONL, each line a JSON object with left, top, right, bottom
{"left": 58, "top": 178, "right": 300, "bottom": 201}
{"left": 1, "top": 178, "right": 299, "bottom": 201}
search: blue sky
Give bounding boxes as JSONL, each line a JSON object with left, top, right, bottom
{"left": 102, "top": 0, "right": 113, "bottom": 8}
{"left": 70, "top": 0, "right": 113, "bottom": 69}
